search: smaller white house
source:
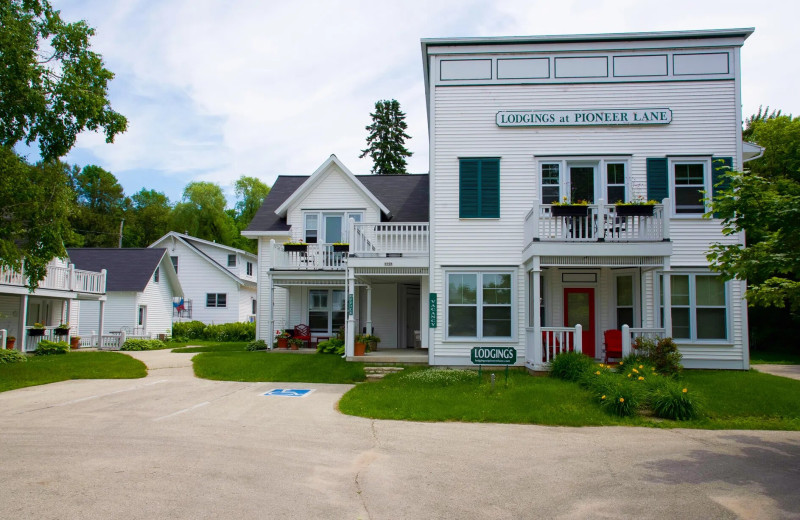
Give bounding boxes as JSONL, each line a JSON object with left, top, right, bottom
{"left": 67, "top": 248, "right": 182, "bottom": 338}
{"left": 149, "top": 232, "right": 257, "bottom": 324}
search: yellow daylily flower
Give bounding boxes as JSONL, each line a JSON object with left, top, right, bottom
{"left": 619, "top": 397, "right": 625, "bottom": 403}
{"left": 682, "top": 388, "right": 688, "bottom": 393}
{"left": 638, "top": 376, "right": 644, "bottom": 381}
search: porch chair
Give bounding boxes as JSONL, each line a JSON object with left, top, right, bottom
{"left": 603, "top": 329, "right": 623, "bottom": 364}
{"left": 293, "top": 324, "right": 312, "bottom": 349}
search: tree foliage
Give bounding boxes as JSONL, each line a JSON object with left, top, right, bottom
{"left": 69, "top": 165, "right": 128, "bottom": 247}
{"left": 234, "top": 175, "right": 270, "bottom": 225}
{"left": 125, "top": 189, "right": 171, "bottom": 247}
{"left": 170, "top": 182, "right": 238, "bottom": 246}
{"left": 359, "top": 99, "right": 412, "bottom": 175}
{"left": 0, "top": 0, "right": 127, "bottom": 160}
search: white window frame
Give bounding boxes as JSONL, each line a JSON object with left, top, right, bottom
{"left": 537, "top": 157, "right": 631, "bottom": 205}
{"left": 302, "top": 211, "right": 364, "bottom": 244}
{"left": 307, "top": 288, "right": 346, "bottom": 334}
{"left": 658, "top": 271, "right": 730, "bottom": 343}
{"left": 227, "top": 254, "right": 237, "bottom": 267}
{"left": 445, "top": 269, "right": 516, "bottom": 342}
{"left": 668, "top": 156, "right": 712, "bottom": 217}
{"left": 613, "top": 271, "right": 639, "bottom": 329}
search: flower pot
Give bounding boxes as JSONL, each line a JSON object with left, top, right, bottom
{"left": 70, "top": 337, "right": 80, "bottom": 349}
{"left": 354, "top": 341, "right": 366, "bottom": 356}
{"left": 277, "top": 337, "right": 289, "bottom": 349}
{"left": 54, "top": 328, "right": 70, "bottom": 336}
{"left": 332, "top": 244, "right": 350, "bottom": 253}
{"left": 290, "top": 344, "right": 299, "bottom": 351}
{"left": 283, "top": 244, "right": 308, "bottom": 252}
{"left": 28, "top": 329, "right": 45, "bottom": 337}
{"left": 551, "top": 205, "right": 590, "bottom": 217}
{"left": 6, "top": 338, "right": 15, "bottom": 350}
{"left": 615, "top": 204, "right": 654, "bottom": 217}
{"left": 368, "top": 340, "right": 378, "bottom": 352}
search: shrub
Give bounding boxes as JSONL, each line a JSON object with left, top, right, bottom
{"left": 173, "top": 321, "right": 256, "bottom": 342}
{"left": 0, "top": 349, "right": 27, "bottom": 363}
{"left": 172, "top": 320, "right": 207, "bottom": 340}
{"left": 34, "top": 340, "right": 70, "bottom": 356}
{"left": 549, "top": 351, "right": 596, "bottom": 382}
{"left": 121, "top": 339, "right": 166, "bottom": 351}
{"left": 649, "top": 379, "right": 700, "bottom": 420}
{"left": 316, "top": 338, "right": 344, "bottom": 355}
{"left": 246, "top": 339, "right": 269, "bottom": 351}
{"left": 631, "top": 336, "right": 682, "bottom": 377}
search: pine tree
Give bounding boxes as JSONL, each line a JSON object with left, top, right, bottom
{"left": 359, "top": 99, "right": 412, "bottom": 174}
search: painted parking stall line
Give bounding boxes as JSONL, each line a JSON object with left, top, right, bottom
{"left": 263, "top": 389, "right": 315, "bottom": 397}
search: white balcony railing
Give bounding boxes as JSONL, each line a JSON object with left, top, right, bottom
{"left": 525, "top": 325, "right": 583, "bottom": 370}
{"left": 350, "top": 222, "right": 429, "bottom": 257}
{"left": 271, "top": 243, "right": 348, "bottom": 270}
{"left": 524, "top": 199, "right": 670, "bottom": 244}
{"left": 0, "top": 262, "right": 105, "bottom": 294}
{"left": 621, "top": 325, "right": 666, "bottom": 357}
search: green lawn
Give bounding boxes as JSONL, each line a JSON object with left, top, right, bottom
{"left": 192, "top": 352, "right": 365, "bottom": 383}
{"left": 171, "top": 341, "right": 249, "bottom": 353}
{"left": 750, "top": 348, "right": 800, "bottom": 365}
{"left": 0, "top": 352, "right": 147, "bottom": 393}
{"left": 339, "top": 367, "right": 800, "bottom": 430}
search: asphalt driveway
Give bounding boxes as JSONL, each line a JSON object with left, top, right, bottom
{"left": 1, "top": 350, "right": 798, "bottom": 519}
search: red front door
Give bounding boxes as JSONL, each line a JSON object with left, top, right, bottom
{"left": 564, "top": 288, "right": 595, "bottom": 358}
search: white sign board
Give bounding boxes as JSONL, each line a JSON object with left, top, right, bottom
{"left": 497, "top": 108, "right": 672, "bottom": 127}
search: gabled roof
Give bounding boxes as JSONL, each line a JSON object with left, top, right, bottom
{"left": 245, "top": 173, "right": 429, "bottom": 234}
{"left": 149, "top": 232, "right": 256, "bottom": 287}
{"left": 274, "top": 155, "right": 391, "bottom": 218}
{"left": 67, "top": 248, "right": 181, "bottom": 295}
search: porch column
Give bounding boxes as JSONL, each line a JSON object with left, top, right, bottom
{"left": 420, "top": 274, "right": 429, "bottom": 349}
{"left": 531, "top": 257, "right": 542, "bottom": 369}
{"left": 18, "top": 294, "right": 28, "bottom": 352}
{"left": 98, "top": 300, "right": 105, "bottom": 347}
{"left": 64, "top": 299, "right": 70, "bottom": 327}
{"left": 662, "top": 257, "right": 672, "bottom": 337}
{"left": 345, "top": 268, "right": 355, "bottom": 356}
{"left": 266, "top": 273, "right": 274, "bottom": 347}
{"left": 365, "top": 285, "right": 372, "bottom": 335}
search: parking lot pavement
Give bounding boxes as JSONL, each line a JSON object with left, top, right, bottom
{"left": 752, "top": 363, "right": 800, "bottom": 381}
{"left": 1, "top": 350, "right": 799, "bottom": 519}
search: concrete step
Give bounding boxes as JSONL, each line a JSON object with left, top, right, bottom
{"left": 364, "top": 366, "right": 404, "bottom": 381}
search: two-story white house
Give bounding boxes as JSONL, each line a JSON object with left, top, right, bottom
{"left": 149, "top": 232, "right": 258, "bottom": 324}
{"left": 422, "top": 28, "right": 756, "bottom": 370}
{"left": 244, "top": 155, "right": 429, "bottom": 351}
{"left": 0, "top": 257, "right": 106, "bottom": 351}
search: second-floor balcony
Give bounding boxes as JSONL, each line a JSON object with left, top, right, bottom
{"left": 270, "top": 222, "right": 429, "bottom": 271}
{"left": 524, "top": 199, "right": 670, "bottom": 245}
{"left": 0, "top": 263, "right": 106, "bottom": 295}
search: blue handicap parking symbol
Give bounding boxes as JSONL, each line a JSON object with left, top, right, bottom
{"left": 263, "top": 389, "right": 314, "bottom": 397}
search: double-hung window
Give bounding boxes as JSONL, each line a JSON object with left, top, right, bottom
{"left": 606, "top": 163, "right": 627, "bottom": 203}
{"left": 671, "top": 159, "right": 709, "bottom": 215}
{"left": 459, "top": 158, "right": 500, "bottom": 218}
{"left": 662, "top": 274, "right": 727, "bottom": 341}
{"left": 227, "top": 254, "right": 237, "bottom": 267}
{"left": 540, "top": 163, "right": 560, "bottom": 204}
{"left": 206, "top": 293, "right": 227, "bottom": 308}
{"left": 447, "top": 272, "right": 513, "bottom": 340}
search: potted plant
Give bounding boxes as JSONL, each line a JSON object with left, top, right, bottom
{"left": 332, "top": 243, "right": 350, "bottom": 253}
{"left": 70, "top": 336, "right": 81, "bottom": 349}
{"left": 6, "top": 336, "right": 15, "bottom": 350}
{"left": 55, "top": 322, "right": 70, "bottom": 336}
{"left": 283, "top": 242, "right": 308, "bottom": 252}
{"left": 363, "top": 334, "right": 381, "bottom": 352}
{"left": 29, "top": 323, "right": 46, "bottom": 337}
{"left": 615, "top": 198, "right": 657, "bottom": 217}
{"left": 275, "top": 330, "right": 290, "bottom": 349}
{"left": 551, "top": 197, "right": 590, "bottom": 216}
{"left": 288, "top": 337, "right": 303, "bottom": 350}
{"left": 354, "top": 334, "right": 367, "bottom": 356}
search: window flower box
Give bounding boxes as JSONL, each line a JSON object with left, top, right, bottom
{"left": 283, "top": 243, "right": 308, "bottom": 252}
{"left": 332, "top": 243, "right": 350, "bottom": 253}
{"left": 615, "top": 204, "right": 655, "bottom": 217}
{"left": 28, "top": 328, "right": 45, "bottom": 337}
{"left": 551, "top": 205, "right": 590, "bottom": 217}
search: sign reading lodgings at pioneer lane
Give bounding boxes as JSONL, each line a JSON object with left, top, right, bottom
{"left": 496, "top": 108, "right": 672, "bottom": 127}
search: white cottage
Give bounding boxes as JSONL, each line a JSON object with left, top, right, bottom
{"left": 67, "top": 248, "right": 182, "bottom": 338}
{"left": 421, "top": 28, "right": 755, "bottom": 370}
{"left": 149, "top": 232, "right": 257, "bottom": 324}
{"left": 244, "top": 155, "right": 429, "bottom": 351}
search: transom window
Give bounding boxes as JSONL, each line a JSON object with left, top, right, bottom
{"left": 447, "top": 271, "right": 513, "bottom": 340}
{"left": 661, "top": 274, "right": 727, "bottom": 341}
{"left": 538, "top": 158, "right": 629, "bottom": 204}
{"left": 308, "top": 289, "right": 345, "bottom": 334}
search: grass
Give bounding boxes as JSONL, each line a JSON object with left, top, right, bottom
{"left": 750, "top": 348, "right": 800, "bottom": 365}
{"left": 171, "top": 341, "right": 249, "bottom": 353}
{"left": 0, "top": 351, "right": 147, "bottom": 393}
{"left": 192, "top": 352, "right": 366, "bottom": 384}
{"left": 338, "top": 367, "right": 800, "bottom": 430}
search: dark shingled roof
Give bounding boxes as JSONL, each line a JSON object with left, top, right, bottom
{"left": 67, "top": 248, "right": 166, "bottom": 292}
{"left": 246, "top": 174, "right": 429, "bottom": 233}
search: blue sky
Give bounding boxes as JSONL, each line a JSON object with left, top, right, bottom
{"left": 51, "top": 0, "right": 800, "bottom": 206}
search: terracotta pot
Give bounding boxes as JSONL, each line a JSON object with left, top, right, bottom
{"left": 290, "top": 344, "right": 299, "bottom": 351}
{"left": 70, "top": 337, "right": 80, "bottom": 349}
{"left": 277, "top": 337, "right": 289, "bottom": 349}
{"left": 7, "top": 338, "right": 15, "bottom": 350}
{"left": 354, "top": 341, "right": 366, "bottom": 356}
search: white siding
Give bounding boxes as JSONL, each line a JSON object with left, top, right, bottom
{"left": 97, "top": 292, "right": 137, "bottom": 333}
{"left": 371, "top": 284, "right": 398, "bottom": 348}
{"left": 238, "top": 286, "right": 257, "bottom": 322}
{"left": 137, "top": 257, "right": 176, "bottom": 336}
{"left": 0, "top": 295, "right": 19, "bottom": 338}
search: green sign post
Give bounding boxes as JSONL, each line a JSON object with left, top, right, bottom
{"left": 347, "top": 294, "right": 354, "bottom": 316}
{"left": 471, "top": 346, "right": 517, "bottom": 384}
{"left": 429, "top": 293, "right": 437, "bottom": 328}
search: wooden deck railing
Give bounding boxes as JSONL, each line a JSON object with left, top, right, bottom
{"left": 0, "top": 262, "right": 105, "bottom": 294}
{"left": 526, "top": 325, "right": 583, "bottom": 370}
{"left": 350, "top": 222, "right": 429, "bottom": 257}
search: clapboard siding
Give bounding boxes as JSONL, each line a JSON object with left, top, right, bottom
{"left": 97, "top": 292, "right": 137, "bottom": 333}
{"left": 137, "top": 257, "right": 175, "bottom": 336}
{"left": 371, "top": 284, "right": 398, "bottom": 348}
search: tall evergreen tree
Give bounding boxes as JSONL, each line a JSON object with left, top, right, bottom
{"left": 69, "top": 165, "right": 128, "bottom": 248}
{"left": 359, "top": 99, "right": 412, "bottom": 175}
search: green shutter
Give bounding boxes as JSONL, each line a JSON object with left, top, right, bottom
{"left": 480, "top": 159, "right": 500, "bottom": 218}
{"left": 646, "top": 158, "right": 668, "bottom": 203}
{"left": 711, "top": 157, "right": 733, "bottom": 218}
{"left": 459, "top": 160, "right": 480, "bottom": 218}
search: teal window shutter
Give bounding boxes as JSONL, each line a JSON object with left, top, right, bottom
{"left": 460, "top": 158, "right": 500, "bottom": 218}
{"left": 711, "top": 157, "right": 733, "bottom": 218}
{"left": 646, "top": 158, "right": 668, "bottom": 202}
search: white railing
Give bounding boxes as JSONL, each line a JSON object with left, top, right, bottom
{"left": 621, "top": 324, "right": 666, "bottom": 357}
{"left": 524, "top": 199, "right": 670, "bottom": 244}
{"left": 271, "top": 243, "right": 347, "bottom": 270}
{"left": 0, "top": 262, "right": 105, "bottom": 294}
{"left": 350, "top": 222, "right": 429, "bottom": 257}
{"left": 526, "top": 325, "right": 583, "bottom": 369}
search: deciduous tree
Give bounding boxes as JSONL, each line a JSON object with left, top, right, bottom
{"left": 170, "top": 182, "right": 237, "bottom": 246}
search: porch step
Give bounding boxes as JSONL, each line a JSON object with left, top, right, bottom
{"left": 364, "top": 366, "right": 404, "bottom": 381}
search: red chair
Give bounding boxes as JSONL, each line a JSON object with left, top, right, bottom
{"left": 294, "top": 324, "right": 312, "bottom": 349}
{"left": 603, "top": 329, "right": 623, "bottom": 363}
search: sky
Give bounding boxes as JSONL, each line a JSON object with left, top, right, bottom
{"left": 50, "top": 0, "right": 800, "bottom": 206}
